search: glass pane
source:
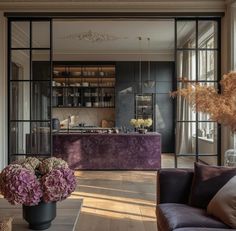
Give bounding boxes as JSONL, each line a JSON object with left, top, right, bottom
{"left": 11, "top": 21, "right": 30, "bottom": 48}
{"left": 198, "top": 21, "right": 218, "bottom": 48}
{"left": 199, "top": 156, "right": 217, "bottom": 165}
{"left": 11, "top": 50, "right": 30, "bottom": 80}
{"left": 10, "top": 122, "right": 30, "bottom": 154}
{"left": 176, "top": 156, "right": 195, "bottom": 168}
{"left": 198, "top": 50, "right": 217, "bottom": 81}
{"left": 177, "top": 21, "right": 196, "bottom": 48}
{"left": 197, "top": 122, "right": 217, "bottom": 155}
{"left": 31, "top": 122, "right": 51, "bottom": 154}
{"left": 52, "top": 87, "right": 65, "bottom": 107}
{"left": 31, "top": 81, "right": 51, "bottom": 120}
{"left": 32, "top": 21, "right": 50, "bottom": 48}
{"left": 176, "top": 122, "right": 196, "bottom": 155}
{"left": 10, "top": 155, "right": 27, "bottom": 163}
{"left": 10, "top": 82, "right": 30, "bottom": 120}
{"left": 197, "top": 82, "right": 218, "bottom": 121}
{"left": 177, "top": 50, "right": 196, "bottom": 81}
{"left": 32, "top": 50, "right": 51, "bottom": 80}
{"left": 176, "top": 95, "right": 196, "bottom": 121}
{"left": 136, "top": 94, "right": 153, "bottom": 119}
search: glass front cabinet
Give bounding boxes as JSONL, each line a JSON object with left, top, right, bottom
{"left": 135, "top": 94, "right": 155, "bottom": 131}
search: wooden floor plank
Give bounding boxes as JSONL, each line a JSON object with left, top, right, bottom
{"left": 75, "top": 154, "right": 194, "bottom": 231}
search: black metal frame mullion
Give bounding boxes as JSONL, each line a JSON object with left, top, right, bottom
{"left": 196, "top": 19, "right": 199, "bottom": 163}
{"left": 7, "top": 19, "right": 11, "bottom": 164}
{"left": 217, "top": 18, "right": 221, "bottom": 165}
{"left": 174, "top": 19, "right": 178, "bottom": 167}
{"left": 50, "top": 19, "right": 53, "bottom": 157}
{"left": 29, "top": 20, "right": 32, "bottom": 155}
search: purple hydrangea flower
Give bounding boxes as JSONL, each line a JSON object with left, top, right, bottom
{"left": 0, "top": 157, "right": 76, "bottom": 206}
{"left": 41, "top": 168, "right": 76, "bottom": 203}
{"left": 0, "top": 164, "right": 42, "bottom": 206}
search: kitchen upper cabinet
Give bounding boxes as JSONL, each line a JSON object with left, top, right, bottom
{"left": 155, "top": 62, "right": 174, "bottom": 82}
{"left": 116, "top": 62, "right": 136, "bottom": 130}
{"left": 116, "top": 62, "right": 136, "bottom": 83}
{"left": 115, "top": 93, "right": 135, "bottom": 130}
{"left": 155, "top": 93, "right": 174, "bottom": 153}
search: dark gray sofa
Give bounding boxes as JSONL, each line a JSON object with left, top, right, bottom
{"left": 156, "top": 168, "right": 235, "bottom": 231}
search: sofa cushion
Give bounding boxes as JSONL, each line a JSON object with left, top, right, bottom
{"left": 207, "top": 176, "right": 236, "bottom": 228}
{"left": 156, "top": 203, "right": 228, "bottom": 231}
{"left": 189, "top": 162, "right": 236, "bottom": 208}
{"left": 174, "top": 228, "right": 232, "bottom": 231}
{"left": 157, "top": 169, "right": 194, "bottom": 204}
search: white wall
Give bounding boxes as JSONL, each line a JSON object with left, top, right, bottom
{"left": 0, "top": 11, "right": 7, "bottom": 170}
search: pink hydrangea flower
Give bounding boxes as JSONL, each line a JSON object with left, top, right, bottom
{"left": 0, "top": 164, "right": 42, "bottom": 206}
{"left": 41, "top": 168, "right": 76, "bottom": 203}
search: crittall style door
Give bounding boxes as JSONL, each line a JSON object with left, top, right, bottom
{"left": 8, "top": 19, "right": 52, "bottom": 163}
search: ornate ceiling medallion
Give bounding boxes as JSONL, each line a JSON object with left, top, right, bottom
{"left": 60, "top": 30, "right": 127, "bottom": 42}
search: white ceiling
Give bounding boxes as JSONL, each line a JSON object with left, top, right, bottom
{"left": 53, "top": 20, "right": 175, "bottom": 55}
{"left": 13, "top": 19, "right": 212, "bottom": 61}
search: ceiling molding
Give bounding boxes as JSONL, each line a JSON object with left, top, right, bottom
{"left": 52, "top": 50, "right": 174, "bottom": 55}
{"left": 0, "top": 1, "right": 226, "bottom": 12}
{"left": 60, "top": 30, "right": 128, "bottom": 42}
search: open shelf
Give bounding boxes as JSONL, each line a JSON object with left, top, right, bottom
{"left": 52, "top": 63, "right": 116, "bottom": 108}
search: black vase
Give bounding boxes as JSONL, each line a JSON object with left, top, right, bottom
{"left": 23, "top": 201, "right": 56, "bottom": 230}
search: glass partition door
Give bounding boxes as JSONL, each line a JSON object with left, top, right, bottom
{"left": 175, "top": 19, "right": 220, "bottom": 167}
{"left": 8, "top": 19, "right": 52, "bottom": 163}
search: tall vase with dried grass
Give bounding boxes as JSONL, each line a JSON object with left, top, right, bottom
{"left": 171, "top": 72, "right": 236, "bottom": 166}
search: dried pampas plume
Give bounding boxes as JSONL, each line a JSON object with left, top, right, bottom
{"left": 171, "top": 72, "right": 236, "bottom": 131}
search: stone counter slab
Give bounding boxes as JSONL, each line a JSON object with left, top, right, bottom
{"left": 53, "top": 133, "right": 161, "bottom": 170}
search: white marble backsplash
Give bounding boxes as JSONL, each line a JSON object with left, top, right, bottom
{"left": 52, "top": 108, "right": 115, "bottom": 127}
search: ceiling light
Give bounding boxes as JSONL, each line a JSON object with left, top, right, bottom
{"left": 143, "top": 38, "right": 155, "bottom": 88}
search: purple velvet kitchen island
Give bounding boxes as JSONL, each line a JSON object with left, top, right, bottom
{"left": 53, "top": 132, "right": 161, "bottom": 170}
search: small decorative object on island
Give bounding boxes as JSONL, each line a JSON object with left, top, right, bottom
{"left": 130, "top": 118, "right": 153, "bottom": 134}
{"left": 0, "top": 157, "right": 77, "bottom": 230}
{"left": 171, "top": 72, "right": 236, "bottom": 166}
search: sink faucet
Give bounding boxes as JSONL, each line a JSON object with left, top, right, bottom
{"left": 67, "top": 115, "right": 71, "bottom": 131}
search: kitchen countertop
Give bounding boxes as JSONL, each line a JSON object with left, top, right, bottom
{"left": 54, "top": 131, "right": 160, "bottom": 135}
{"left": 53, "top": 132, "right": 161, "bottom": 170}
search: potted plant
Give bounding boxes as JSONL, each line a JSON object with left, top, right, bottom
{"left": 0, "top": 157, "right": 77, "bottom": 230}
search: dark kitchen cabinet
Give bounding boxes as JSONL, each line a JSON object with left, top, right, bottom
{"left": 116, "top": 61, "right": 174, "bottom": 153}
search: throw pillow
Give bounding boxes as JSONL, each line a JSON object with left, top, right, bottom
{"left": 207, "top": 176, "right": 236, "bottom": 228}
{"left": 189, "top": 162, "right": 236, "bottom": 208}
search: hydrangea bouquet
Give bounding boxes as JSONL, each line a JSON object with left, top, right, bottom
{"left": 130, "top": 118, "right": 153, "bottom": 128}
{"left": 0, "top": 157, "right": 76, "bottom": 206}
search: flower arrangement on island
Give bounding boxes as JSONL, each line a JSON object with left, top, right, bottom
{"left": 130, "top": 118, "right": 153, "bottom": 129}
{"left": 0, "top": 157, "right": 76, "bottom": 206}
{"left": 171, "top": 72, "right": 236, "bottom": 131}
